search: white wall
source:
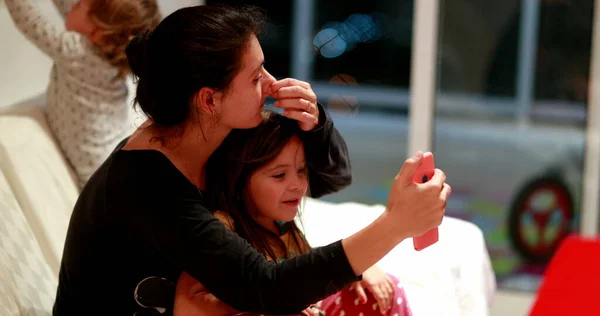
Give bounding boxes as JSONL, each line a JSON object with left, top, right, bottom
{"left": 159, "top": 0, "right": 202, "bottom": 16}
{"left": 0, "top": 0, "right": 200, "bottom": 109}
{"left": 0, "top": 0, "right": 57, "bottom": 108}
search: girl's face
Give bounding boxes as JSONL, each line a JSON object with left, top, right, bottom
{"left": 215, "top": 34, "right": 277, "bottom": 130}
{"left": 245, "top": 136, "right": 308, "bottom": 232}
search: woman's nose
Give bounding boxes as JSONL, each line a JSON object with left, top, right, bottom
{"left": 263, "top": 70, "right": 277, "bottom": 96}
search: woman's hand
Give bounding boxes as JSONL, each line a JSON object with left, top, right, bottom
{"left": 387, "top": 151, "right": 451, "bottom": 239}
{"left": 268, "top": 78, "right": 319, "bottom": 131}
{"left": 351, "top": 266, "right": 395, "bottom": 314}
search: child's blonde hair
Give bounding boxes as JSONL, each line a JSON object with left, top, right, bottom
{"left": 89, "top": 0, "right": 162, "bottom": 78}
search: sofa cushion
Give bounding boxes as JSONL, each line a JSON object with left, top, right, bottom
{"left": 0, "top": 106, "right": 79, "bottom": 277}
{"left": 0, "top": 262, "right": 20, "bottom": 316}
{"left": 0, "top": 167, "right": 57, "bottom": 315}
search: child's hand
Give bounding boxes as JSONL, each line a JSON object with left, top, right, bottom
{"left": 351, "top": 266, "right": 395, "bottom": 314}
{"left": 300, "top": 304, "right": 324, "bottom": 316}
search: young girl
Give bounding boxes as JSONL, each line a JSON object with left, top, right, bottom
{"left": 174, "top": 111, "right": 413, "bottom": 316}
{"left": 5, "top": 0, "right": 162, "bottom": 188}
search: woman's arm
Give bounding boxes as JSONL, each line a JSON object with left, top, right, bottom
{"left": 119, "top": 197, "right": 359, "bottom": 314}
{"left": 213, "top": 210, "right": 235, "bottom": 231}
{"left": 5, "top": 0, "right": 83, "bottom": 59}
{"left": 302, "top": 103, "right": 352, "bottom": 198}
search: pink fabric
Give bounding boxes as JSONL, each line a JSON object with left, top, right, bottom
{"left": 235, "top": 274, "right": 411, "bottom": 316}
{"left": 318, "top": 274, "right": 411, "bottom": 316}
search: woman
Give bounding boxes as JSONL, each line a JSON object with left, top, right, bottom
{"left": 52, "top": 5, "right": 451, "bottom": 316}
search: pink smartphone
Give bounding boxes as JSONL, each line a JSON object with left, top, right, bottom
{"left": 411, "top": 152, "right": 439, "bottom": 251}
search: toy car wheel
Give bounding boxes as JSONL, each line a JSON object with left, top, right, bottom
{"left": 508, "top": 177, "right": 574, "bottom": 263}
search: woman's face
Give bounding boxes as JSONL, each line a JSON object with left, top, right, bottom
{"left": 217, "top": 34, "right": 276, "bottom": 129}
{"left": 245, "top": 136, "right": 308, "bottom": 232}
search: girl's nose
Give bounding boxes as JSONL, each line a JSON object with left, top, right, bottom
{"left": 288, "top": 175, "right": 307, "bottom": 192}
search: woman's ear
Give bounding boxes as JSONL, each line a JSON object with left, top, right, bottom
{"left": 196, "top": 87, "right": 222, "bottom": 117}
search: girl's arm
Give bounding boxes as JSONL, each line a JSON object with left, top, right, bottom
{"left": 5, "top": 0, "right": 84, "bottom": 60}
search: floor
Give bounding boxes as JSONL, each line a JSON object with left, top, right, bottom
{"left": 491, "top": 290, "right": 535, "bottom": 316}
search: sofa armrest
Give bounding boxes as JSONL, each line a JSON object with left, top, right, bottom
{"left": 0, "top": 165, "right": 58, "bottom": 314}
{"left": 0, "top": 104, "right": 79, "bottom": 277}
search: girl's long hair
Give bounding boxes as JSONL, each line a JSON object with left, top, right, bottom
{"left": 206, "top": 111, "right": 312, "bottom": 261}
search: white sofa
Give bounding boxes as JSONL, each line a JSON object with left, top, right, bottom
{"left": 0, "top": 99, "right": 77, "bottom": 316}
{"left": 0, "top": 95, "right": 496, "bottom": 316}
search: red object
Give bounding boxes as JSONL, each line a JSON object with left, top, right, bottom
{"left": 411, "top": 152, "right": 439, "bottom": 251}
{"left": 319, "top": 274, "right": 412, "bottom": 316}
{"left": 529, "top": 234, "right": 600, "bottom": 316}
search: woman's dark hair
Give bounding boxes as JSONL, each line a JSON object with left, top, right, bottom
{"left": 206, "top": 111, "right": 312, "bottom": 261}
{"left": 125, "top": 5, "right": 267, "bottom": 127}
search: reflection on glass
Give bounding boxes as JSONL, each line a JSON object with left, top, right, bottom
{"left": 312, "top": 0, "right": 414, "bottom": 204}
{"left": 434, "top": 0, "right": 591, "bottom": 292}
{"left": 313, "top": 1, "right": 413, "bottom": 90}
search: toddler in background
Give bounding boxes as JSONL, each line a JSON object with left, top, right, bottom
{"left": 5, "top": 0, "right": 162, "bottom": 188}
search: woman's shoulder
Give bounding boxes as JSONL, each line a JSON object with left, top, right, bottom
{"left": 113, "top": 132, "right": 177, "bottom": 176}
{"left": 113, "top": 148, "right": 174, "bottom": 176}
{"left": 105, "top": 147, "right": 201, "bottom": 203}
{"left": 108, "top": 133, "right": 201, "bottom": 199}
{"left": 100, "top": 149, "right": 211, "bottom": 222}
